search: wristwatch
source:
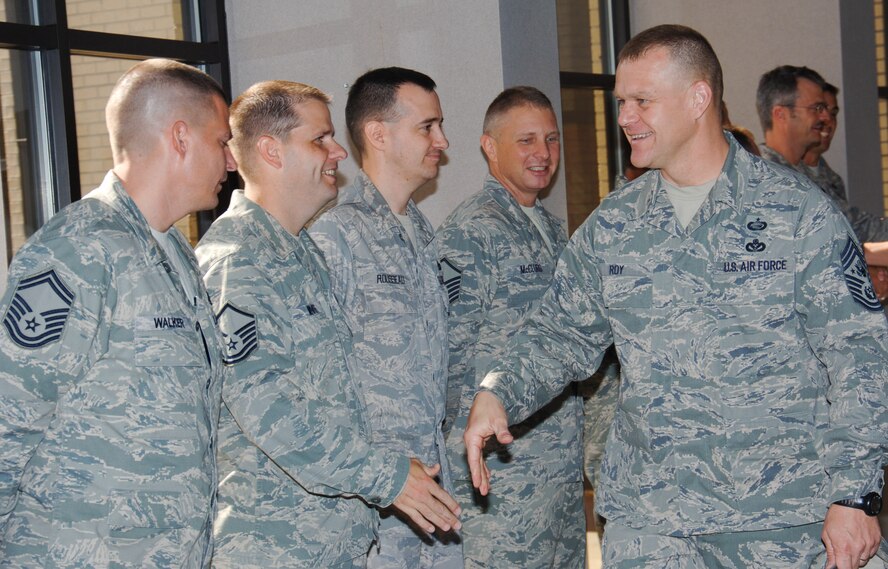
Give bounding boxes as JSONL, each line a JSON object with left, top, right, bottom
{"left": 832, "top": 492, "right": 883, "bottom": 516}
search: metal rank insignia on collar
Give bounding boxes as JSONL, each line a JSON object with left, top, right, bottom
{"left": 3, "top": 269, "right": 74, "bottom": 349}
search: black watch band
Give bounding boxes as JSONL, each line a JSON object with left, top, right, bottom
{"left": 833, "top": 492, "right": 882, "bottom": 516}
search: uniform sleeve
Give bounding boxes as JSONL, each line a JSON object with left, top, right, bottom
{"left": 202, "top": 254, "right": 409, "bottom": 507}
{"left": 580, "top": 348, "right": 621, "bottom": 486}
{"left": 437, "top": 221, "right": 497, "bottom": 425}
{"left": 481, "top": 219, "right": 615, "bottom": 424}
{"left": 0, "top": 236, "right": 107, "bottom": 529}
{"left": 794, "top": 193, "right": 888, "bottom": 503}
{"left": 848, "top": 205, "right": 888, "bottom": 243}
{"left": 309, "top": 214, "right": 358, "bottom": 312}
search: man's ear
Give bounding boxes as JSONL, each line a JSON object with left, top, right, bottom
{"left": 172, "top": 120, "right": 189, "bottom": 158}
{"left": 363, "top": 121, "right": 386, "bottom": 152}
{"left": 480, "top": 133, "right": 497, "bottom": 163}
{"left": 690, "top": 80, "right": 713, "bottom": 120}
{"left": 256, "top": 135, "right": 282, "bottom": 169}
{"left": 772, "top": 104, "right": 787, "bottom": 126}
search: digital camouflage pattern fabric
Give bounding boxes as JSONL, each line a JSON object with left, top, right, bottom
{"left": 437, "top": 176, "right": 589, "bottom": 568}
{"left": 761, "top": 144, "right": 888, "bottom": 243}
{"left": 0, "top": 171, "right": 224, "bottom": 568}
{"left": 310, "top": 171, "right": 462, "bottom": 568}
{"left": 482, "top": 136, "right": 888, "bottom": 536}
{"left": 196, "top": 191, "right": 410, "bottom": 568}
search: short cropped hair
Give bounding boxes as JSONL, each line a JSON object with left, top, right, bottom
{"left": 755, "top": 65, "right": 826, "bottom": 132}
{"left": 345, "top": 66, "right": 437, "bottom": 157}
{"left": 823, "top": 82, "right": 839, "bottom": 97}
{"left": 482, "top": 86, "right": 555, "bottom": 135}
{"left": 618, "top": 24, "right": 724, "bottom": 122}
{"left": 105, "top": 58, "right": 225, "bottom": 161}
{"left": 229, "top": 80, "right": 331, "bottom": 179}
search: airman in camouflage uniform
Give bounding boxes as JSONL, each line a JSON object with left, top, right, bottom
{"left": 757, "top": 67, "right": 888, "bottom": 243}
{"left": 310, "top": 67, "right": 462, "bottom": 569}
{"left": 437, "top": 87, "right": 615, "bottom": 568}
{"left": 196, "top": 81, "right": 460, "bottom": 569}
{"left": 466, "top": 26, "right": 888, "bottom": 569}
{"left": 0, "top": 60, "right": 235, "bottom": 568}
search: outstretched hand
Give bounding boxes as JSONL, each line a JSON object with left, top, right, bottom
{"left": 463, "top": 391, "right": 513, "bottom": 496}
{"left": 391, "top": 459, "right": 461, "bottom": 534}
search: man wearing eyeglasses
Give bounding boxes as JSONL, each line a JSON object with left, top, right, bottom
{"left": 757, "top": 66, "right": 888, "bottom": 244}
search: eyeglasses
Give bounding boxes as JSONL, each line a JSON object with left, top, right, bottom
{"left": 780, "top": 103, "right": 829, "bottom": 115}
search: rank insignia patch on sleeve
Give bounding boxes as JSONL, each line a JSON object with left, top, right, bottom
{"left": 3, "top": 269, "right": 74, "bottom": 349}
{"left": 841, "top": 237, "right": 882, "bottom": 312}
{"left": 216, "top": 302, "right": 258, "bottom": 364}
{"left": 439, "top": 257, "right": 462, "bottom": 305}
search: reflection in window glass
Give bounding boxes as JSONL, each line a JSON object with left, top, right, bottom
{"left": 71, "top": 55, "right": 130, "bottom": 193}
{"left": 556, "top": 0, "right": 606, "bottom": 75}
{"left": 0, "top": 0, "right": 36, "bottom": 25}
{"left": 561, "top": 86, "right": 611, "bottom": 234}
{"left": 70, "top": 55, "right": 201, "bottom": 245}
{"left": 66, "top": 0, "right": 186, "bottom": 41}
{"left": 0, "top": 49, "right": 52, "bottom": 274}
{"left": 876, "top": 1, "right": 888, "bottom": 214}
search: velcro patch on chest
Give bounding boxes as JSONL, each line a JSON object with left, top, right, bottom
{"left": 3, "top": 268, "right": 74, "bottom": 349}
{"left": 841, "top": 237, "right": 882, "bottom": 312}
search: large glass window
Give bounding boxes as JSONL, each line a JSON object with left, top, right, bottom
{"left": 0, "top": 0, "right": 230, "bottom": 278}
{"left": 876, "top": 0, "right": 888, "bottom": 214}
{"left": 0, "top": 49, "right": 52, "bottom": 267}
{"left": 556, "top": 0, "right": 628, "bottom": 234}
{"left": 66, "top": 0, "right": 186, "bottom": 40}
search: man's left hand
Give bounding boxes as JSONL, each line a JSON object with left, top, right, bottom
{"left": 822, "top": 504, "right": 882, "bottom": 569}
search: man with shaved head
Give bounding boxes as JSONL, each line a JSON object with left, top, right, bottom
{"left": 0, "top": 58, "right": 236, "bottom": 567}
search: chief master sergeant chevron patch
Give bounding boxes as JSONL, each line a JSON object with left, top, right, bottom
{"left": 841, "top": 236, "right": 882, "bottom": 312}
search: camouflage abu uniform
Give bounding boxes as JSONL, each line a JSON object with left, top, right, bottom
{"left": 761, "top": 144, "right": 888, "bottom": 242}
{"left": 196, "top": 191, "right": 410, "bottom": 568}
{"left": 437, "top": 175, "right": 590, "bottom": 568}
{"left": 310, "top": 171, "right": 462, "bottom": 569}
{"left": 0, "top": 172, "right": 224, "bottom": 568}
{"left": 481, "top": 137, "right": 888, "bottom": 554}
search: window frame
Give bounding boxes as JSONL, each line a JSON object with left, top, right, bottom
{"left": 0, "top": 0, "right": 231, "bottom": 235}
{"left": 559, "top": 0, "right": 629, "bottom": 188}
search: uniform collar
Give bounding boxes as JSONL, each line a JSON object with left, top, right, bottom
{"left": 87, "top": 171, "right": 189, "bottom": 264}
{"left": 342, "top": 170, "right": 434, "bottom": 249}
{"left": 223, "top": 190, "right": 330, "bottom": 285}
{"left": 759, "top": 143, "right": 797, "bottom": 170}
{"left": 483, "top": 174, "right": 566, "bottom": 247}
{"left": 225, "top": 190, "right": 301, "bottom": 258}
{"left": 632, "top": 133, "right": 746, "bottom": 230}
{"left": 88, "top": 170, "right": 202, "bottom": 307}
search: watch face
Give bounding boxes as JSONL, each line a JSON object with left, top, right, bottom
{"left": 864, "top": 492, "right": 882, "bottom": 516}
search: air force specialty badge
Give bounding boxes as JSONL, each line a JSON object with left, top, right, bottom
{"left": 216, "top": 302, "right": 258, "bottom": 364}
{"left": 439, "top": 257, "right": 462, "bottom": 305}
{"left": 841, "top": 237, "right": 882, "bottom": 312}
{"left": 3, "top": 269, "right": 74, "bottom": 349}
